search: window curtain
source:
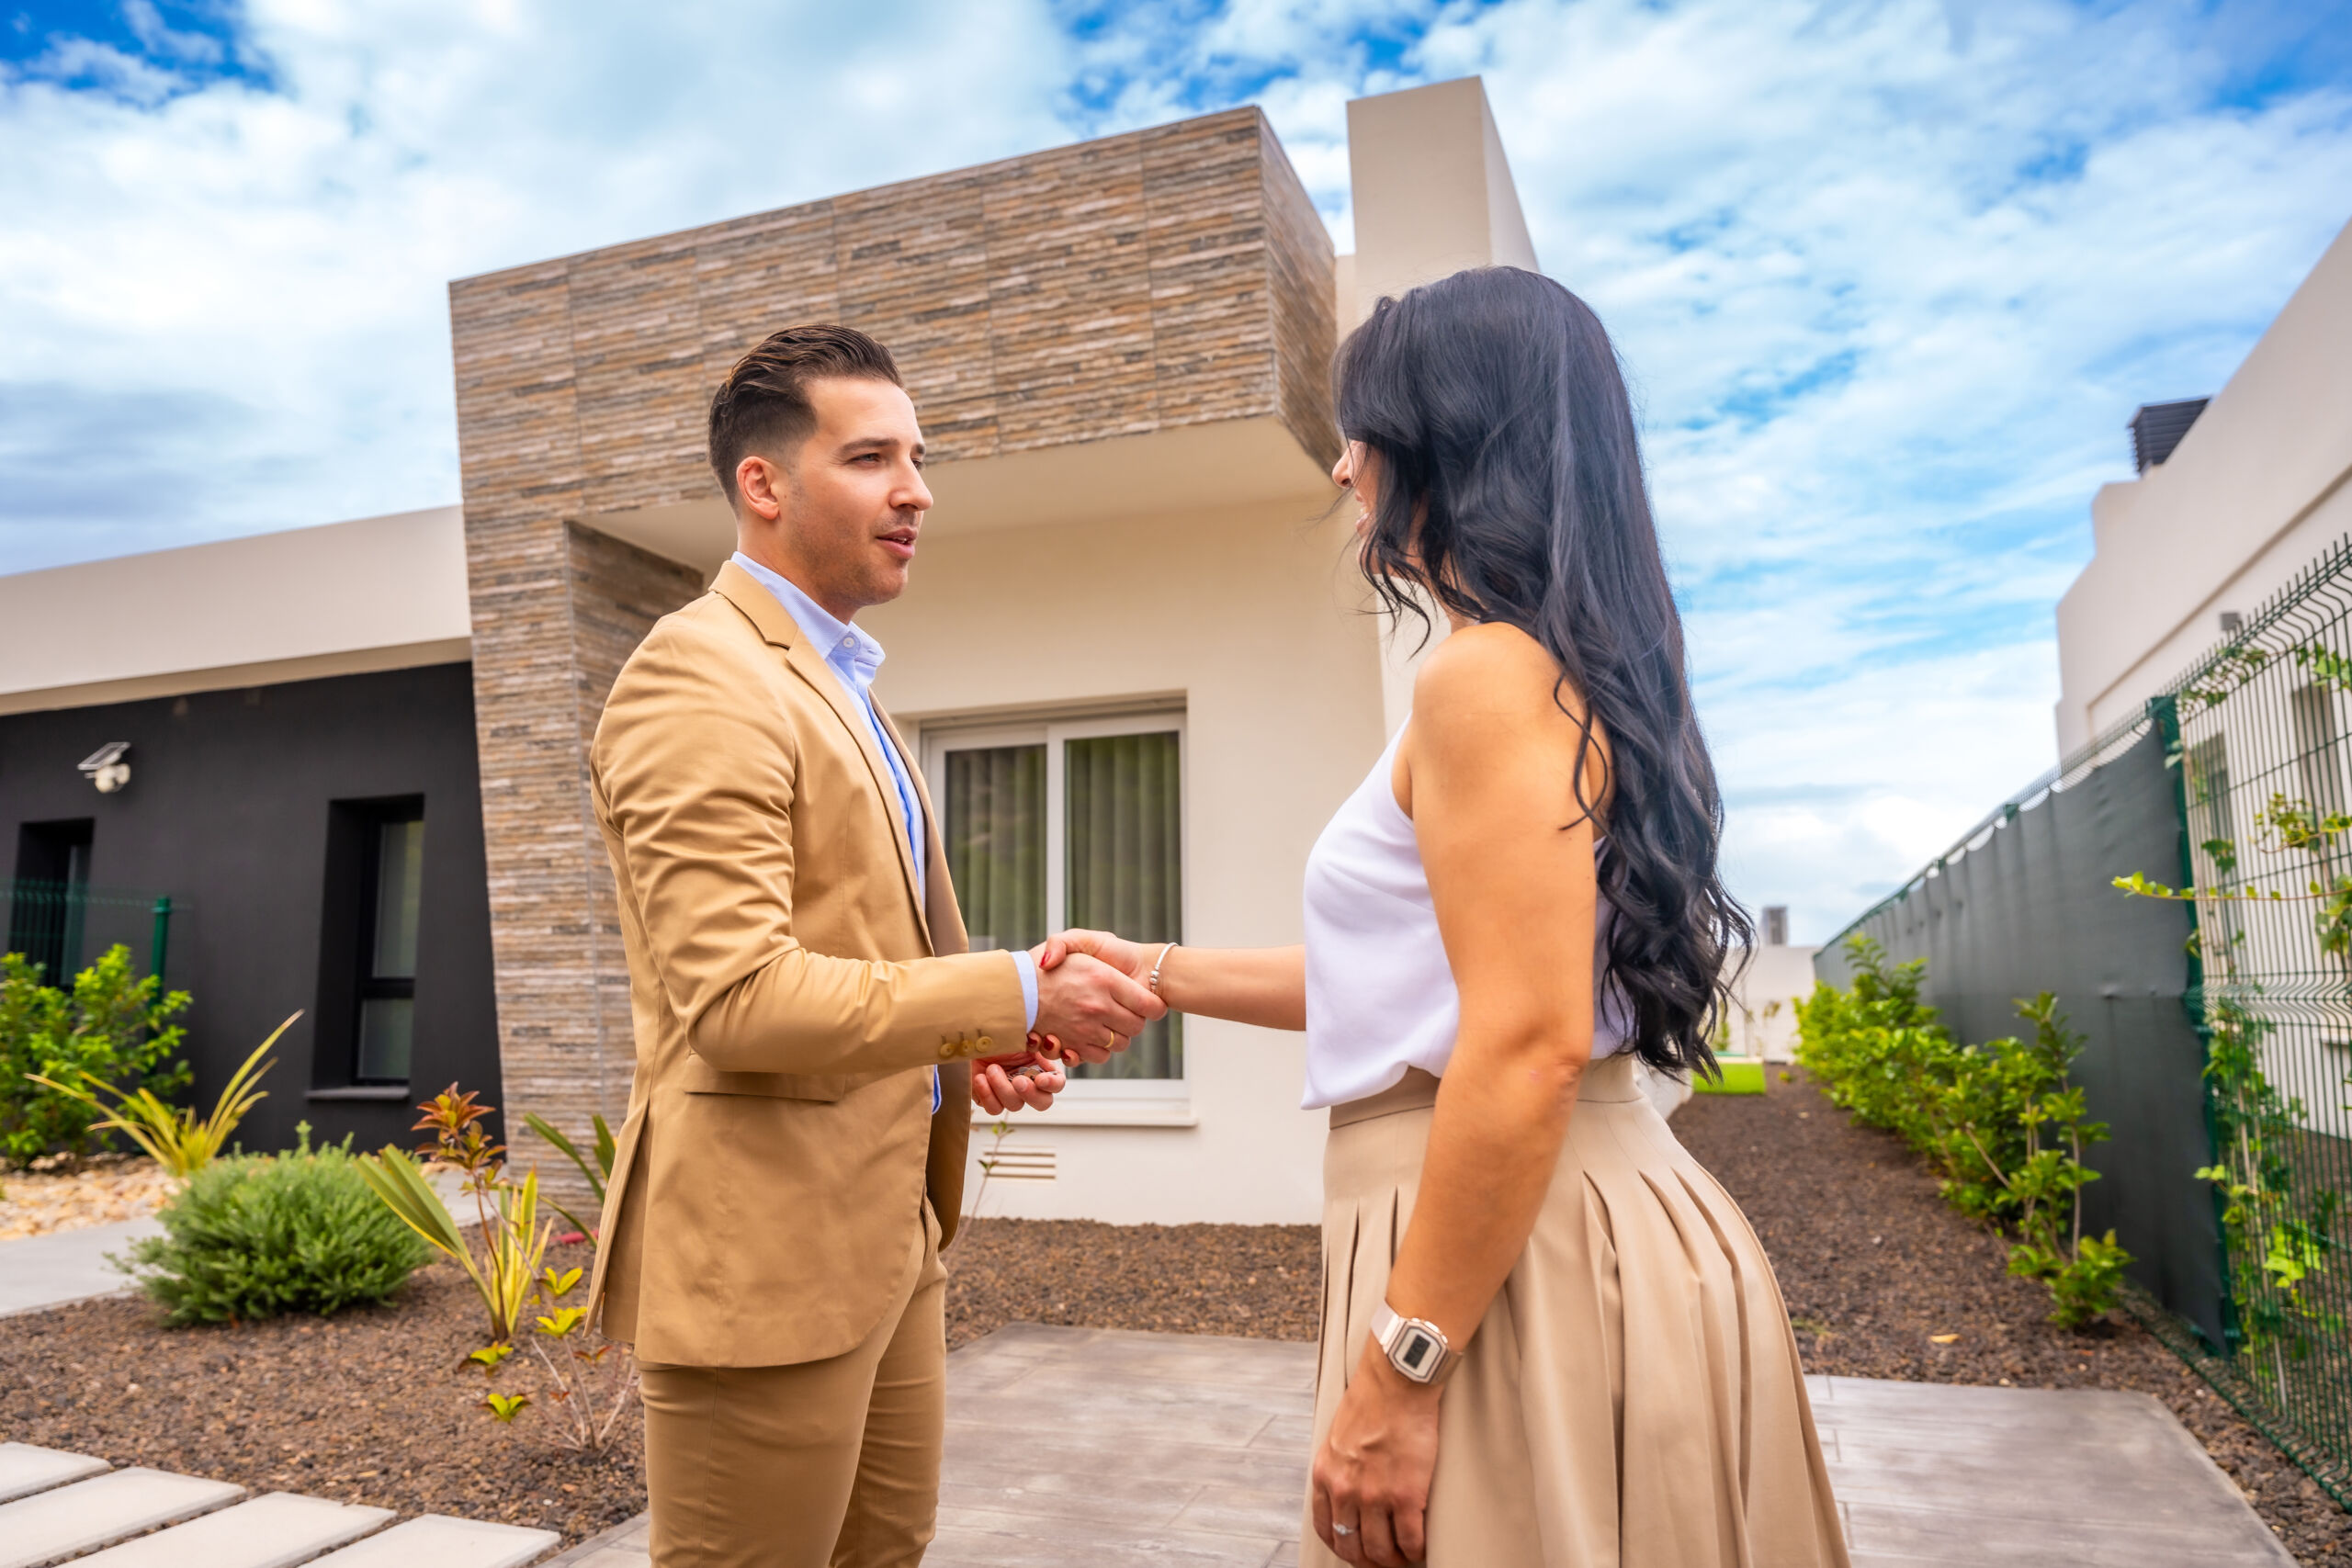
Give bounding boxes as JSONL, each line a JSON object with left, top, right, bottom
{"left": 944, "top": 745, "right": 1046, "bottom": 955}
{"left": 1066, "top": 732, "right": 1182, "bottom": 1079}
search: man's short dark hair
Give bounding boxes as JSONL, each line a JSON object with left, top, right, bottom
{"left": 707, "top": 325, "right": 903, "bottom": 503}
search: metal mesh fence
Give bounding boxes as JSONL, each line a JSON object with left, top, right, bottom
{"left": 1, "top": 881, "right": 175, "bottom": 985}
{"left": 2155, "top": 535, "right": 2352, "bottom": 1499}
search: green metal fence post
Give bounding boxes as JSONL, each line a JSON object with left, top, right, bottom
{"left": 2149, "top": 690, "right": 2238, "bottom": 1355}
{"left": 150, "top": 896, "right": 172, "bottom": 984}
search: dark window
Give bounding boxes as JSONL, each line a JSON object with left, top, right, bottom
{"left": 317, "top": 797, "right": 425, "bottom": 1089}
{"left": 356, "top": 810, "right": 425, "bottom": 1083}
{"left": 9, "top": 819, "right": 94, "bottom": 984}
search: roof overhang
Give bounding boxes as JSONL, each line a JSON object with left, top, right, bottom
{"left": 582, "top": 414, "right": 1337, "bottom": 579}
{"left": 0, "top": 506, "right": 471, "bottom": 717}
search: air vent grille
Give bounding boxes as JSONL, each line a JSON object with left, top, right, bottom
{"left": 981, "top": 1147, "right": 1057, "bottom": 1181}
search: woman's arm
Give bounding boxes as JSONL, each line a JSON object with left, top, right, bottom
{"left": 1384, "top": 630, "right": 1601, "bottom": 1343}
{"left": 1046, "top": 933, "right": 1306, "bottom": 1032}
{"left": 1312, "top": 623, "right": 1604, "bottom": 1566}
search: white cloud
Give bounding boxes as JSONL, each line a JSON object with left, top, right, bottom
{"left": 4, "top": 0, "right": 2349, "bottom": 941}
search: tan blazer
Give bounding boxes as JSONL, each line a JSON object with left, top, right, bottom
{"left": 583, "top": 560, "right": 1027, "bottom": 1368}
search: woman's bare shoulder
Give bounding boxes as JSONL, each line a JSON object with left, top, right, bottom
{"left": 1412, "top": 621, "right": 1582, "bottom": 728}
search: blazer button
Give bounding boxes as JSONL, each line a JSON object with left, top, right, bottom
{"left": 976, "top": 1035, "right": 995, "bottom": 1052}
{"left": 937, "top": 1042, "right": 958, "bottom": 1062}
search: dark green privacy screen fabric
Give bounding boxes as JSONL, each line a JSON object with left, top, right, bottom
{"left": 1817, "top": 728, "right": 2226, "bottom": 1345}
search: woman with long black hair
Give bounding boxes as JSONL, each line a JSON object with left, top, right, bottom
{"left": 1044, "top": 266, "right": 1848, "bottom": 1567}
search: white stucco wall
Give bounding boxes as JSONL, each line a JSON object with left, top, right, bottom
{"left": 2054, "top": 215, "right": 2352, "bottom": 756}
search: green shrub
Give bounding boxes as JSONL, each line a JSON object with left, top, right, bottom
{"left": 117, "top": 1125, "right": 430, "bottom": 1325}
{"left": 1796, "top": 937, "right": 2132, "bottom": 1328}
{"left": 1, "top": 945, "right": 190, "bottom": 1167}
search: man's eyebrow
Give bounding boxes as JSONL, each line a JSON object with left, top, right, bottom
{"left": 836, "top": 434, "right": 924, "bottom": 458}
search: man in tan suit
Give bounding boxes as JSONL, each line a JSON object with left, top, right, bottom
{"left": 586, "top": 325, "right": 1165, "bottom": 1567}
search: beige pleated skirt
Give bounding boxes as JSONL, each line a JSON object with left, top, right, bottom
{"left": 1306, "top": 1053, "right": 1850, "bottom": 1568}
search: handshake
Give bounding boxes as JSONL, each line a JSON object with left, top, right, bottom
{"left": 969, "top": 930, "right": 1164, "bottom": 1115}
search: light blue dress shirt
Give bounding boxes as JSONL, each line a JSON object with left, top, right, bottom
{"left": 730, "top": 554, "right": 1040, "bottom": 1106}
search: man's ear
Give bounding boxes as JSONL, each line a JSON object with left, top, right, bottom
{"left": 736, "top": 454, "right": 788, "bottom": 523}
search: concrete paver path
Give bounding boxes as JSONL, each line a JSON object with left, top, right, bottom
{"left": 0, "top": 1220, "right": 159, "bottom": 1319}
{"left": 0, "top": 1442, "right": 108, "bottom": 1503}
{"left": 542, "top": 1322, "right": 2294, "bottom": 1568}
{"left": 0, "top": 1446, "right": 556, "bottom": 1568}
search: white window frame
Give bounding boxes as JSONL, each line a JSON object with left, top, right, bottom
{"left": 922, "top": 709, "right": 1188, "bottom": 1110}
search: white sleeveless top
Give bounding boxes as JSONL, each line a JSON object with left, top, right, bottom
{"left": 1301, "top": 719, "right": 1634, "bottom": 1110}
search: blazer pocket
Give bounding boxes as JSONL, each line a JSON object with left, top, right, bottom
{"left": 680, "top": 1057, "right": 884, "bottom": 1102}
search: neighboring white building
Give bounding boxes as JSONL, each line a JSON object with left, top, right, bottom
{"left": 1726, "top": 929, "right": 1819, "bottom": 1063}
{"left": 2054, "top": 214, "right": 2352, "bottom": 758}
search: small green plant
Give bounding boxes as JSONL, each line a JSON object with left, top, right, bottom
{"left": 522, "top": 1110, "right": 614, "bottom": 1241}
{"left": 967, "top": 1118, "right": 1016, "bottom": 1219}
{"left": 29, "top": 1013, "right": 293, "bottom": 1179}
{"left": 114, "top": 1122, "right": 430, "bottom": 1324}
{"left": 1795, "top": 940, "right": 2131, "bottom": 1326}
{"left": 2, "top": 945, "right": 190, "bottom": 1167}
{"left": 362, "top": 1085, "right": 639, "bottom": 1442}
{"left": 515, "top": 1261, "right": 637, "bottom": 1450}
{"left": 356, "top": 1086, "right": 548, "bottom": 1345}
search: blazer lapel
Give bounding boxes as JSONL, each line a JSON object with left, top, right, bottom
{"left": 712, "top": 563, "right": 931, "bottom": 944}
{"left": 875, "top": 703, "right": 953, "bottom": 954}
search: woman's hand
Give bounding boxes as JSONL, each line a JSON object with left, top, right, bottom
{"left": 1045, "top": 928, "right": 1155, "bottom": 987}
{"left": 1310, "top": 1343, "right": 1442, "bottom": 1565}
{"left": 1022, "top": 931, "right": 1153, "bottom": 1066}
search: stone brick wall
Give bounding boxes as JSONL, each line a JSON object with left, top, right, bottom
{"left": 450, "top": 105, "right": 1338, "bottom": 1200}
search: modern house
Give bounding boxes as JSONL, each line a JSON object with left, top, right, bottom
{"left": 0, "top": 508, "right": 497, "bottom": 1156}
{"left": 1, "top": 78, "right": 1565, "bottom": 1221}
{"left": 2053, "top": 214, "right": 2352, "bottom": 759}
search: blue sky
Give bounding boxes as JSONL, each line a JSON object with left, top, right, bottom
{"left": 5, "top": 0, "right": 2351, "bottom": 939}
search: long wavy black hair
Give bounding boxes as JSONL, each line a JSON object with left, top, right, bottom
{"left": 1336, "top": 265, "right": 1749, "bottom": 1077}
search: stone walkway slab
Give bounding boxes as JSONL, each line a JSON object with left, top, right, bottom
{"left": 1808, "top": 1374, "right": 2295, "bottom": 1566}
{"left": 0, "top": 1467, "right": 243, "bottom": 1568}
{"left": 0, "top": 1219, "right": 159, "bottom": 1319}
{"left": 303, "top": 1515, "right": 559, "bottom": 1568}
{"left": 545, "top": 1325, "right": 2301, "bottom": 1568}
{"left": 0, "top": 1442, "right": 108, "bottom": 1504}
{"left": 69, "top": 1492, "right": 394, "bottom": 1568}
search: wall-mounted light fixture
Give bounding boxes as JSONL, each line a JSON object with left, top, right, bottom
{"left": 79, "top": 741, "right": 131, "bottom": 794}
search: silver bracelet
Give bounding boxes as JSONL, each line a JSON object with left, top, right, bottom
{"left": 1148, "top": 942, "right": 1179, "bottom": 998}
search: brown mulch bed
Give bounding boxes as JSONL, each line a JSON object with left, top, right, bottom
{"left": 1672, "top": 1066, "right": 2350, "bottom": 1565}
{"left": 0, "top": 1223, "right": 1320, "bottom": 1547}
{"left": 0, "top": 1239, "right": 644, "bottom": 1546}
{"left": 944, "top": 1218, "right": 1319, "bottom": 1348}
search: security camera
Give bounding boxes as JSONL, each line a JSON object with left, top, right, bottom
{"left": 78, "top": 741, "right": 131, "bottom": 795}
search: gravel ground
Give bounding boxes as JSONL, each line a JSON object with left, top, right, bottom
{"left": 0, "top": 1221, "right": 1320, "bottom": 1546}
{"left": 1672, "top": 1066, "right": 2350, "bottom": 1564}
{"left": 0, "top": 1154, "right": 178, "bottom": 1240}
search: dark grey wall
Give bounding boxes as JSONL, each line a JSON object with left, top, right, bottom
{"left": 0, "top": 662, "right": 499, "bottom": 1155}
{"left": 1817, "top": 727, "right": 2226, "bottom": 1345}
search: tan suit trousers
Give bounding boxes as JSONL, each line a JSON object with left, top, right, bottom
{"left": 639, "top": 1207, "right": 947, "bottom": 1568}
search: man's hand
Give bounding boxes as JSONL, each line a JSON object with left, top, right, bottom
{"left": 1032, "top": 949, "right": 1164, "bottom": 1055}
{"left": 969, "top": 1044, "right": 1069, "bottom": 1114}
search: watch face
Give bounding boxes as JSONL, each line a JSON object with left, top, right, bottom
{"left": 1396, "top": 1327, "right": 1441, "bottom": 1379}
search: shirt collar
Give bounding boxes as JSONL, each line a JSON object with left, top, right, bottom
{"left": 730, "top": 551, "right": 887, "bottom": 694}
